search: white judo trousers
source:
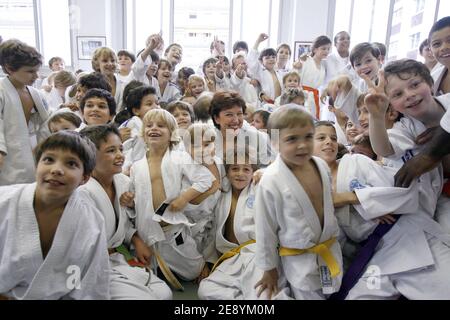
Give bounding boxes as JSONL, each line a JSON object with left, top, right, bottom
{"left": 78, "top": 175, "right": 172, "bottom": 300}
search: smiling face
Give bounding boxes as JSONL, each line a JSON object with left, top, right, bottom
{"left": 35, "top": 149, "right": 88, "bottom": 203}
{"left": 279, "top": 123, "right": 315, "bottom": 169}
{"left": 82, "top": 97, "right": 112, "bottom": 125}
{"left": 251, "top": 113, "right": 266, "bottom": 130}
{"left": 430, "top": 26, "right": 450, "bottom": 68}
{"left": 172, "top": 107, "right": 192, "bottom": 130}
{"left": 50, "top": 60, "right": 65, "bottom": 72}
{"left": 7, "top": 65, "right": 40, "bottom": 86}
{"left": 227, "top": 164, "right": 254, "bottom": 192}
{"left": 166, "top": 45, "right": 183, "bottom": 66}
{"left": 357, "top": 103, "right": 370, "bottom": 134}
{"left": 345, "top": 120, "right": 362, "bottom": 144}
{"left": 214, "top": 105, "right": 244, "bottom": 133}
{"left": 385, "top": 73, "right": 434, "bottom": 121}
{"left": 313, "top": 125, "right": 338, "bottom": 166}
{"left": 262, "top": 54, "right": 277, "bottom": 71}
{"left": 134, "top": 94, "right": 160, "bottom": 120}
{"left": 204, "top": 62, "right": 216, "bottom": 79}
{"left": 98, "top": 55, "right": 117, "bottom": 76}
{"left": 118, "top": 55, "right": 133, "bottom": 73}
{"left": 353, "top": 51, "right": 381, "bottom": 81}
{"left": 284, "top": 74, "right": 300, "bottom": 89}
{"left": 143, "top": 117, "right": 171, "bottom": 149}
{"left": 157, "top": 62, "right": 172, "bottom": 82}
{"left": 189, "top": 79, "right": 205, "bottom": 98}
{"left": 94, "top": 133, "right": 124, "bottom": 176}
{"left": 335, "top": 32, "right": 351, "bottom": 54}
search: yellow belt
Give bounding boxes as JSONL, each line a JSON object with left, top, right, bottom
{"left": 211, "top": 239, "right": 256, "bottom": 273}
{"left": 153, "top": 248, "right": 185, "bottom": 291}
{"left": 279, "top": 237, "right": 340, "bottom": 278}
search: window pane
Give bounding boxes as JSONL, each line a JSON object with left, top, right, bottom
{"left": 240, "top": 0, "right": 270, "bottom": 46}
{"left": 387, "top": 0, "right": 437, "bottom": 60}
{"left": 438, "top": 0, "right": 450, "bottom": 20}
{"left": 134, "top": 0, "right": 162, "bottom": 52}
{"left": 40, "top": 0, "right": 72, "bottom": 66}
{"left": 333, "top": 0, "right": 352, "bottom": 35}
{"left": 173, "top": 0, "right": 230, "bottom": 69}
{"left": 0, "top": 0, "right": 36, "bottom": 47}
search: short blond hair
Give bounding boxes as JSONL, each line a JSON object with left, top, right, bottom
{"left": 268, "top": 105, "right": 314, "bottom": 131}
{"left": 282, "top": 71, "right": 301, "bottom": 85}
{"left": 142, "top": 109, "right": 180, "bottom": 150}
{"left": 91, "top": 47, "right": 117, "bottom": 72}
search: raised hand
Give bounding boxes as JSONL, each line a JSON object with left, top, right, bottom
{"left": 363, "top": 70, "right": 389, "bottom": 119}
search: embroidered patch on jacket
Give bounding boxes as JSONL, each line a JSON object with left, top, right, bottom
{"left": 349, "top": 179, "right": 366, "bottom": 191}
{"left": 246, "top": 194, "right": 255, "bottom": 209}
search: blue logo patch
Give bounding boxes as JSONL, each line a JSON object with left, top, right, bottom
{"left": 246, "top": 194, "right": 255, "bottom": 209}
{"left": 349, "top": 179, "right": 366, "bottom": 192}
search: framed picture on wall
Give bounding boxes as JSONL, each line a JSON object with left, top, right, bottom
{"left": 77, "top": 36, "right": 107, "bottom": 60}
{"left": 294, "top": 41, "right": 312, "bottom": 61}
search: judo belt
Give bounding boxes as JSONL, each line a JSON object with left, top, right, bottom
{"left": 211, "top": 239, "right": 256, "bottom": 273}
{"left": 328, "top": 215, "right": 400, "bottom": 300}
{"left": 153, "top": 248, "right": 185, "bottom": 291}
{"left": 279, "top": 237, "right": 340, "bottom": 278}
{"left": 302, "top": 85, "right": 321, "bottom": 120}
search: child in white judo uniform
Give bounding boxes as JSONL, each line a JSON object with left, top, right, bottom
{"left": 0, "top": 39, "right": 50, "bottom": 185}
{"left": 0, "top": 131, "right": 110, "bottom": 300}
{"left": 198, "top": 147, "right": 291, "bottom": 300}
{"left": 181, "top": 124, "right": 225, "bottom": 283}
{"left": 340, "top": 60, "right": 450, "bottom": 299}
{"left": 120, "top": 109, "right": 215, "bottom": 284}
{"left": 79, "top": 125, "right": 172, "bottom": 300}
{"left": 429, "top": 17, "right": 450, "bottom": 96}
{"left": 255, "top": 106, "right": 343, "bottom": 300}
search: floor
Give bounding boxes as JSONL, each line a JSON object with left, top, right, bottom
{"left": 173, "top": 281, "right": 200, "bottom": 300}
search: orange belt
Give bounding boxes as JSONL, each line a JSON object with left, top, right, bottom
{"left": 302, "top": 85, "right": 321, "bottom": 119}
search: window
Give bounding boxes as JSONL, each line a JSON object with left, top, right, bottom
{"left": 438, "top": 0, "right": 450, "bottom": 20}
{"left": 173, "top": 0, "right": 230, "bottom": 69}
{"left": 0, "top": 0, "right": 36, "bottom": 47}
{"left": 0, "top": 0, "right": 72, "bottom": 66}
{"left": 410, "top": 32, "right": 421, "bottom": 49}
{"left": 415, "top": 0, "right": 425, "bottom": 13}
{"left": 392, "top": 7, "right": 403, "bottom": 25}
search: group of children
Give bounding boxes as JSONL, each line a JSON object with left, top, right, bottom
{"left": 1, "top": 15, "right": 450, "bottom": 300}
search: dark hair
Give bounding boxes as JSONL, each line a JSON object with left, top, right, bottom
{"left": 167, "top": 101, "right": 194, "bottom": 121}
{"left": 233, "top": 41, "right": 249, "bottom": 54}
{"left": 224, "top": 145, "right": 260, "bottom": 174}
{"left": 259, "top": 48, "right": 277, "bottom": 62}
{"left": 34, "top": 131, "right": 96, "bottom": 176}
{"left": 150, "top": 50, "right": 160, "bottom": 63}
{"left": 48, "top": 56, "right": 64, "bottom": 68}
{"left": 158, "top": 59, "right": 173, "bottom": 72}
{"left": 125, "top": 85, "right": 157, "bottom": 114}
{"left": 428, "top": 16, "right": 450, "bottom": 42}
{"left": 253, "top": 110, "right": 270, "bottom": 128}
{"left": 419, "top": 39, "right": 429, "bottom": 55}
{"left": 178, "top": 67, "right": 195, "bottom": 80}
{"left": 276, "top": 44, "right": 292, "bottom": 56}
{"left": 311, "top": 36, "right": 332, "bottom": 57}
{"left": 80, "top": 88, "right": 117, "bottom": 116}
{"left": 117, "top": 50, "right": 136, "bottom": 63}
{"left": 315, "top": 120, "right": 336, "bottom": 131}
{"left": 334, "top": 31, "right": 350, "bottom": 46}
{"left": 384, "top": 59, "right": 434, "bottom": 88}
{"left": 350, "top": 42, "right": 381, "bottom": 67}
{"left": 337, "top": 143, "right": 349, "bottom": 160}
{"left": 122, "top": 80, "right": 144, "bottom": 110}
{"left": 210, "top": 91, "right": 247, "bottom": 129}
{"left": 80, "top": 124, "right": 121, "bottom": 150}
{"left": 78, "top": 72, "right": 112, "bottom": 92}
{"left": 280, "top": 88, "right": 306, "bottom": 105}
{"left": 372, "top": 42, "right": 386, "bottom": 57}
{"left": 164, "top": 43, "right": 182, "bottom": 56}
{"left": 48, "top": 112, "right": 82, "bottom": 131}
{"left": 215, "top": 55, "right": 230, "bottom": 65}
{"left": 203, "top": 57, "right": 218, "bottom": 75}
{"left": 0, "top": 39, "right": 42, "bottom": 73}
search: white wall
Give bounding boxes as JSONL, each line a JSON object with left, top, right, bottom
{"left": 69, "top": 0, "right": 125, "bottom": 71}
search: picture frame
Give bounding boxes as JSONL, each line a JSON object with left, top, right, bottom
{"left": 294, "top": 41, "right": 312, "bottom": 61}
{"left": 77, "top": 36, "right": 107, "bottom": 60}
